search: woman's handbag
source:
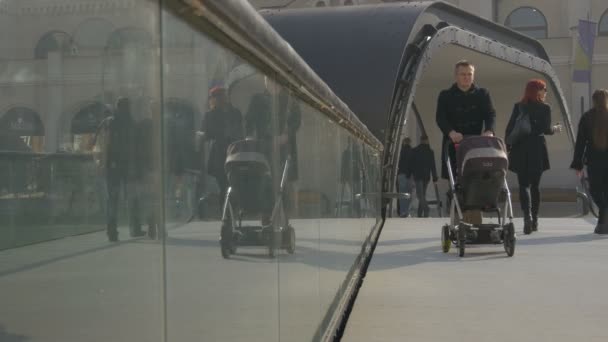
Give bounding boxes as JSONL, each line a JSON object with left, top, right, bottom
{"left": 505, "top": 104, "right": 532, "bottom": 145}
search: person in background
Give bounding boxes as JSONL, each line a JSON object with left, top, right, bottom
{"left": 505, "top": 79, "right": 562, "bottom": 234}
{"left": 410, "top": 135, "right": 438, "bottom": 218}
{"left": 397, "top": 137, "right": 413, "bottom": 218}
{"left": 571, "top": 89, "right": 608, "bottom": 234}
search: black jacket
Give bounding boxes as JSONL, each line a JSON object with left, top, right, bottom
{"left": 201, "top": 105, "right": 243, "bottom": 179}
{"left": 246, "top": 90, "right": 301, "bottom": 180}
{"left": 410, "top": 143, "right": 438, "bottom": 183}
{"left": 398, "top": 145, "right": 413, "bottom": 176}
{"left": 505, "top": 101, "right": 554, "bottom": 176}
{"left": 436, "top": 83, "right": 496, "bottom": 178}
{"left": 571, "top": 109, "right": 608, "bottom": 171}
{"left": 106, "top": 110, "right": 136, "bottom": 180}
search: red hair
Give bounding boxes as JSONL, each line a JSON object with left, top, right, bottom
{"left": 521, "top": 79, "right": 547, "bottom": 104}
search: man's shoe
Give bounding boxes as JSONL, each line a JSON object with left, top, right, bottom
{"left": 532, "top": 217, "right": 538, "bottom": 232}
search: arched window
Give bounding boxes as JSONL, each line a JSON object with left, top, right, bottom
{"left": 315, "top": 1, "right": 326, "bottom": 7}
{"left": 34, "top": 31, "right": 74, "bottom": 59}
{"left": 0, "top": 107, "right": 45, "bottom": 152}
{"left": 599, "top": 9, "right": 608, "bottom": 36}
{"left": 344, "top": 0, "right": 354, "bottom": 5}
{"left": 505, "top": 7, "right": 548, "bottom": 39}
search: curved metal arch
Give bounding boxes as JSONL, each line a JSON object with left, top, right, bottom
{"left": 262, "top": 1, "right": 571, "bottom": 204}
{"left": 262, "top": 1, "right": 551, "bottom": 142}
{"left": 387, "top": 25, "right": 574, "bottom": 197}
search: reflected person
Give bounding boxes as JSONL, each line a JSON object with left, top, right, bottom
{"left": 199, "top": 86, "right": 244, "bottom": 213}
{"left": 104, "top": 97, "right": 143, "bottom": 241}
{"left": 133, "top": 97, "right": 162, "bottom": 239}
{"left": 245, "top": 76, "right": 301, "bottom": 223}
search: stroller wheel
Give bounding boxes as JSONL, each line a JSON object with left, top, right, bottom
{"left": 441, "top": 225, "right": 451, "bottom": 253}
{"left": 220, "top": 223, "right": 233, "bottom": 259}
{"left": 457, "top": 224, "right": 466, "bottom": 257}
{"left": 503, "top": 223, "right": 516, "bottom": 257}
{"left": 285, "top": 226, "right": 296, "bottom": 254}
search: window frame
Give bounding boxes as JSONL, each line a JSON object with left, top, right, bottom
{"left": 504, "top": 6, "right": 548, "bottom": 39}
{"left": 599, "top": 9, "right": 608, "bottom": 36}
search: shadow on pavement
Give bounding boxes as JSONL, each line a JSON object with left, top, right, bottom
{"left": 517, "top": 232, "right": 606, "bottom": 246}
{"left": 368, "top": 244, "right": 512, "bottom": 270}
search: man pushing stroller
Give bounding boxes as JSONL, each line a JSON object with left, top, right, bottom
{"left": 436, "top": 60, "right": 496, "bottom": 224}
{"left": 435, "top": 60, "right": 515, "bottom": 257}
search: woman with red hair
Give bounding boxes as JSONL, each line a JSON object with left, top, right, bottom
{"left": 505, "top": 79, "right": 562, "bottom": 234}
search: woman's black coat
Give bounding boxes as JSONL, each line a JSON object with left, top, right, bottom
{"left": 505, "top": 101, "right": 555, "bottom": 176}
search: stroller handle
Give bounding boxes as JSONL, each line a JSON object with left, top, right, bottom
{"left": 443, "top": 138, "right": 462, "bottom": 168}
{"left": 279, "top": 154, "right": 291, "bottom": 191}
{"left": 443, "top": 134, "right": 481, "bottom": 162}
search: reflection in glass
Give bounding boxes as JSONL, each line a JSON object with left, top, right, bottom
{"left": 0, "top": 1, "right": 382, "bottom": 341}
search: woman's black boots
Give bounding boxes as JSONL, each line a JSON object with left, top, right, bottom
{"left": 521, "top": 187, "right": 533, "bottom": 235}
{"left": 531, "top": 207, "right": 539, "bottom": 232}
{"left": 531, "top": 189, "right": 540, "bottom": 232}
{"left": 523, "top": 215, "right": 533, "bottom": 235}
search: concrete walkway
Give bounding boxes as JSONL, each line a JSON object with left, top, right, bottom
{"left": 343, "top": 217, "right": 608, "bottom": 342}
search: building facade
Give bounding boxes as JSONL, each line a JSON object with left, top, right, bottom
{"left": 250, "top": 0, "right": 608, "bottom": 126}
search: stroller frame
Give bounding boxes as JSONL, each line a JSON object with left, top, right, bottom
{"left": 220, "top": 153, "right": 295, "bottom": 259}
{"left": 441, "top": 138, "right": 517, "bottom": 257}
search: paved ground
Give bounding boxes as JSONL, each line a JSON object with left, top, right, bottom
{"left": 343, "top": 216, "right": 608, "bottom": 342}
{"left": 0, "top": 200, "right": 598, "bottom": 342}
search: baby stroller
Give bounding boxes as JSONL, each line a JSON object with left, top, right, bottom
{"left": 441, "top": 136, "right": 516, "bottom": 257}
{"left": 220, "top": 138, "right": 295, "bottom": 258}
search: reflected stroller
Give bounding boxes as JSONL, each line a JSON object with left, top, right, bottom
{"left": 219, "top": 138, "right": 295, "bottom": 258}
{"left": 441, "top": 136, "right": 516, "bottom": 257}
